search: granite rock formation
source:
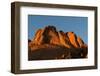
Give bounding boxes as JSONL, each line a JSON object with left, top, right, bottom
{"left": 28, "top": 26, "right": 88, "bottom": 60}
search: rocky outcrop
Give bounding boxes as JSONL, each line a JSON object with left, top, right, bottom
{"left": 77, "top": 36, "right": 85, "bottom": 47}
{"left": 32, "top": 29, "right": 43, "bottom": 45}
{"left": 58, "top": 31, "right": 73, "bottom": 48}
{"left": 67, "top": 32, "right": 80, "bottom": 48}
{"left": 28, "top": 25, "right": 88, "bottom": 60}
{"left": 43, "top": 26, "right": 60, "bottom": 45}
{"left": 31, "top": 26, "right": 60, "bottom": 45}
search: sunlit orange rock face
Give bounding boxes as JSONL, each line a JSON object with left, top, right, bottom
{"left": 32, "top": 26, "right": 60, "bottom": 45}
{"left": 28, "top": 26, "right": 88, "bottom": 60}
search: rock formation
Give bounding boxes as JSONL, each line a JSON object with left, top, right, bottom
{"left": 31, "top": 26, "right": 60, "bottom": 45}
{"left": 28, "top": 25, "right": 88, "bottom": 60}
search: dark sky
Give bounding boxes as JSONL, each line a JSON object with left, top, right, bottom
{"left": 28, "top": 15, "right": 88, "bottom": 44}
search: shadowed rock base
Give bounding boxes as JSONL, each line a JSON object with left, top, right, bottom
{"left": 28, "top": 44, "right": 87, "bottom": 60}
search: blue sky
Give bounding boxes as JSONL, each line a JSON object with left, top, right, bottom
{"left": 28, "top": 15, "right": 88, "bottom": 44}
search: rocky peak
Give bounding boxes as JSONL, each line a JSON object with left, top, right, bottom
{"left": 77, "top": 36, "right": 85, "bottom": 47}
{"left": 67, "top": 32, "right": 80, "bottom": 48}
{"left": 31, "top": 25, "right": 87, "bottom": 49}
{"left": 43, "top": 25, "right": 57, "bottom": 33}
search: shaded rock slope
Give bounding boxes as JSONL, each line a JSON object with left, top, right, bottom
{"left": 28, "top": 26, "right": 87, "bottom": 60}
